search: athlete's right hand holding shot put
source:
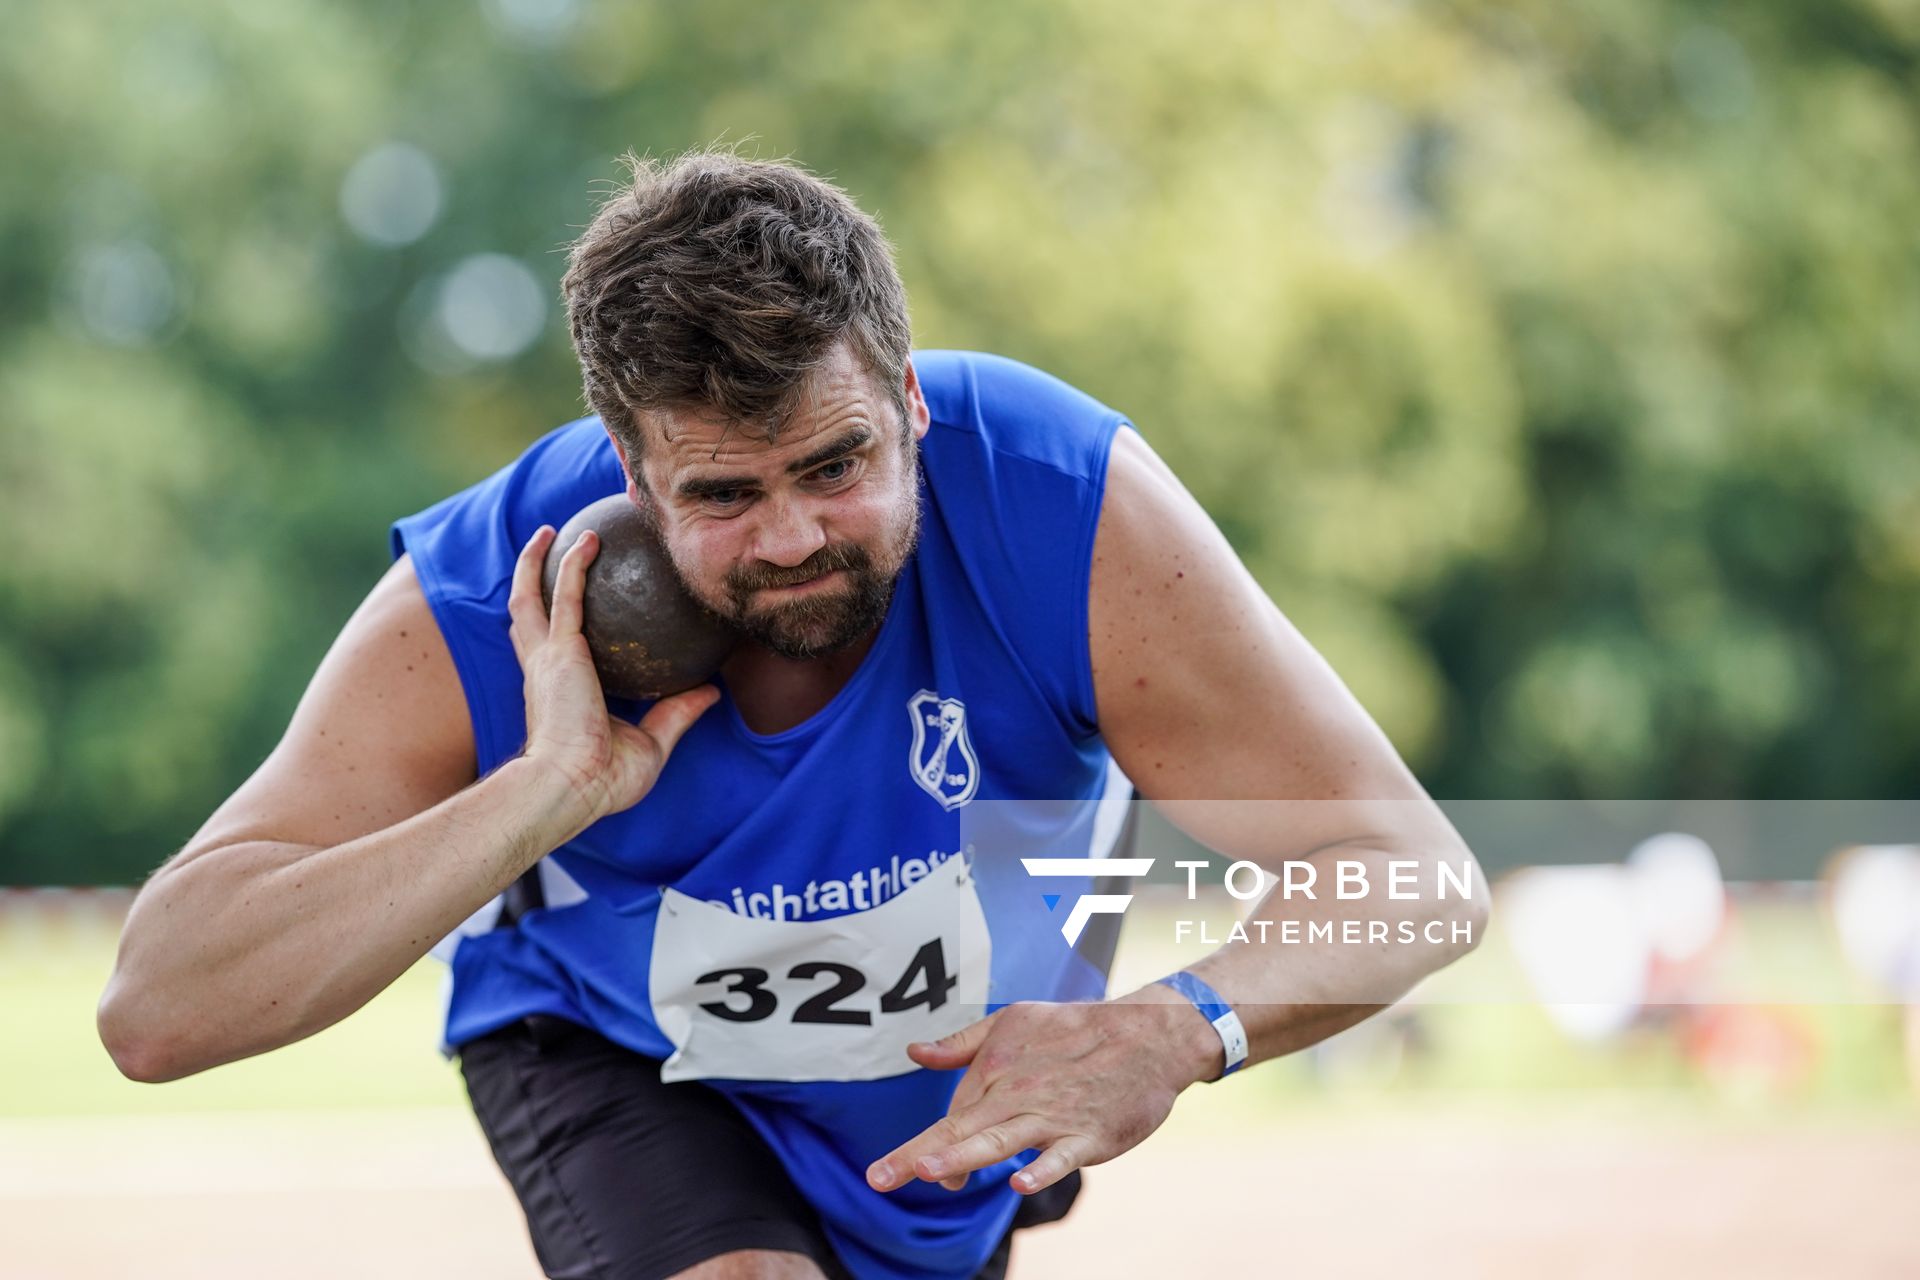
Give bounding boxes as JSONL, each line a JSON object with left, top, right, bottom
{"left": 100, "top": 148, "right": 1489, "bottom": 1280}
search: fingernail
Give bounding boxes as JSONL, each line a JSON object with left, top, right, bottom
{"left": 869, "top": 1162, "right": 893, "bottom": 1187}
{"left": 920, "top": 1156, "right": 945, "bottom": 1178}
{"left": 1015, "top": 1172, "right": 1035, "bottom": 1189}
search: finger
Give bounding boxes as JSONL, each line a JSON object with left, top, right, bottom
{"left": 914, "top": 1009, "right": 1013, "bottom": 1120}
{"left": 944, "top": 1063, "right": 991, "bottom": 1119}
{"left": 546, "top": 529, "right": 598, "bottom": 637}
{"left": 906, "top": 1008, "right": 1000, "bottom": 1071}
{"left": 916, "top": 1114, "right": 1053, "bottom": 1187}
{"left": 1011, "top": 1134, "right": 1097, "bottom": 1195}
{"left": 867, "top": 1098, "right": 1011, "bottom": 1192}
{"left": 507, "top": 526, "right": 556, "bottom": 661}
{"left": 636, "top": 684, "right": 722, "bottom": 756}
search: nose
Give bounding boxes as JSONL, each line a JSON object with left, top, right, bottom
{"left": 749, "top": 491, "right": 827, "bottom": 569}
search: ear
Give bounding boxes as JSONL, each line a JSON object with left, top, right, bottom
{"left": 603, "top": 425, "right": 649, "bottom": 507}
{"left": 902, "top": 356, "right": 932, "bottom": 443}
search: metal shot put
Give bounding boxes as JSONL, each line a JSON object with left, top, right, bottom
{"left": 540, "top": 494, "right": 739, "bottom": 701}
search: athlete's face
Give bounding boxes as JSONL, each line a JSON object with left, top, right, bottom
{"left": 613, "top": 344, "right": 930, "bottom": 661}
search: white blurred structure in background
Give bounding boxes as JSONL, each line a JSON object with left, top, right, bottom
{"left": 1825, "top": 844, "right": 1920, "bottom": 999}
{"left": 1499, "top": 832, "right": 1729, "bottom": 1042}
{"left": 1825, "top": 844, "right": 1920, "bottom": 1096}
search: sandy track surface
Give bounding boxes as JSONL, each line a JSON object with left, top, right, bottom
{"left": 5, "top": 1104, "right": 1917, "bottom": 1279}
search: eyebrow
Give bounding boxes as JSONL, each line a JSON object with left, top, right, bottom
{"left": 674, "top": 426, "right": 874, "bottom": 499}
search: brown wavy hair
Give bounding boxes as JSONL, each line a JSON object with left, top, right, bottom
{"left": 561, "top": 148, "right": 913, "bottom": 462}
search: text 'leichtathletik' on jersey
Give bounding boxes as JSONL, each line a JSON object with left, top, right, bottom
{"left": 710, "top": 849, "right": 964, "bottom": 921}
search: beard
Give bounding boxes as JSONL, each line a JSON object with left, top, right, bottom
{"left": 663, "top": 460, "right": 923, "bottom": 662}
{"left": 726, "top": 542, "right": 901, "bottom": 660}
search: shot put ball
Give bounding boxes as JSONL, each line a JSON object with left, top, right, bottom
{"left": 540, "top": 495, "right": 739, "bottom": 700}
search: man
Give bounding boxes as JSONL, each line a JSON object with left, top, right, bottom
{"left": 99, "top": 150, "right": 1487, "bottom": 1280}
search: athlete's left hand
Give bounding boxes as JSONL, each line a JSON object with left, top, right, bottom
{"left": 865, "top": 992, "right": 1222, "bottom": 1196}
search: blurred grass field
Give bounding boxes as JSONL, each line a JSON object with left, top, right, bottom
{"left": 4, "top": 893, "right": 1917, "bottom": 1278}
{"left": 5, "top": 897, "right": 461, "bottom": 1117}
{"left": 5, "top": 889, "right": 1916, "bottom": 1118}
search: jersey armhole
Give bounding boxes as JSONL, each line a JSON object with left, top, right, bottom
{"left": 390, "top": 520, "right": 506, "bottom": 776}
{"left": 1067, "top": 415, "right": 1132, "bottom": 741}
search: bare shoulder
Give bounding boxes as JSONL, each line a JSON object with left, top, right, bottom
{"left": 1088, "top": 427, "right": 1430, "bottom": 806}
{"left": 169, "top": 554, "right": 479, "bottom": 870}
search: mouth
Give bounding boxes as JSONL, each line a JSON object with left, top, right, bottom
{"left": 758, "top": 569, "right": 844, "bottom": 597}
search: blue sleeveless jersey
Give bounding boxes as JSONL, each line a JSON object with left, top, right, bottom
{"left": 390, "top": 350, "right": 1132, "bottom": 1280}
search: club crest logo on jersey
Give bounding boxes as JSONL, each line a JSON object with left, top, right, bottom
{"left": 907, "top": 689, "right": 980, "bottom": 810}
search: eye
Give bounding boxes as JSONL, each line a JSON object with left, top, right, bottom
{"left": 810, "top": 458, "right": 858, "bottom": 485}
{"left": 702, "top": 487, "right": 751, "bottom": 510}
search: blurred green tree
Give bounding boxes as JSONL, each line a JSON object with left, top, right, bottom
{"left": 2, "top": 0, "right": 1915, "bottom": 883}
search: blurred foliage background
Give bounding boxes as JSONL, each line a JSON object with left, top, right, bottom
{"left": 3, "top": 0, "right": 1917, "bottom": 885}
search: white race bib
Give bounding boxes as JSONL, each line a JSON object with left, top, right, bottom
{"left": 648, "top": 860, "right": 992, "bottom": 1083}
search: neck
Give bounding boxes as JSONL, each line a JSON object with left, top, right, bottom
{"left": 719, "top": 630, "right": 880, "bottom": 735}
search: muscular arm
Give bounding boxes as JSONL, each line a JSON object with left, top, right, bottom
{"left": 1089, "top": 425, "right": 1489, "bottom": 1072}
{"left": 96, "top": 555, "right": 589, "bottom": 1082}
{"left": 872, "top": 426, "right": 1489, "bottom": 1197}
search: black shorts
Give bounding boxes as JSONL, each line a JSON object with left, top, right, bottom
{"left": 458, "top": 1014, "right": 1080, "bottom": 1280}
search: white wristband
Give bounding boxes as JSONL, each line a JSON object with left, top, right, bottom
{"left": 1156, "top": 972, "right": 1249, "bottom": 1078}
